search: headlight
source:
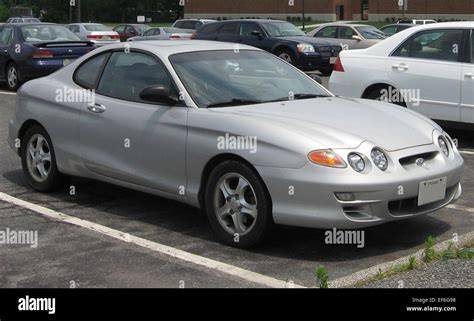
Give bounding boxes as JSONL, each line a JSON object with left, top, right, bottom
{"left": 348, "top": 153, "right": 365, "bottom": 172}
{"left": 308, "top": 150, "right": 346, "bottom": 168}
{"left": 297, "top": 43, "right": 315, "bottom": 53}
{"left": 371, "top": 148, "right": 388, "bottom": 171}
{"left": 438, "top": 135, "right": 450, "bottom": 157}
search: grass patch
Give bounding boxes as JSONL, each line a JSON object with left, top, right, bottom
{"left": 315, "top": 265, "right": 329, "bottom": 288}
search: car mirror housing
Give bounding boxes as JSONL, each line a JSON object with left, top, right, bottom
{"left": 139, "top": 85, "right": 179, "bottom": 105}
{"left": 250, "top": 31, "right": 262, "bottom": 39}
{"left": 352, "top": 35, "right": 362, "bottom": 41}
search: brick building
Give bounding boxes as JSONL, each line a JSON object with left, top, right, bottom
{"left": 183, "top": 0, "right": 474, "bottom": 22}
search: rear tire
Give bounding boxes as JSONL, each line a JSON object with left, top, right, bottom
{"left": 21, "top": 125, "right": 66, "bottom": 192}
{"left": 6, "top": 63, "right": 21, "bottom": 91}
{"left": 204, "top": 160, "right": 273, "bottom": 248}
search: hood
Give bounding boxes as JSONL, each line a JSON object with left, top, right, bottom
{"left": 210, "top": 97, "right": 436, "bottom": 151}
{"left": 277, "top": 36, "right": 339, "bottom": 47}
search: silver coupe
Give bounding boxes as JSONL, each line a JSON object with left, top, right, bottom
{"left": 8, "top": 41, "right": 464, "bottom": 248}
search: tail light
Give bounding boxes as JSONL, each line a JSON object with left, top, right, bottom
{"left": 190, "top": 32, "right": 197, "bottom": 39}
{"left": 32, "top": 51, "right": 54, "bottom": 59}
{"left": 111, "top": 35, "right": 120, "bottom": 40}
{"left": 169, "top": 34, "right": 181, "bottom": 40}
{"left": 87, "top": 35, "right": 103, "bottom": 40}
{"left": 333, "top": 56, "right": 345, "bottom": 72}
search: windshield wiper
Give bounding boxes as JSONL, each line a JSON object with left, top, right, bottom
{"left": 207, "top": 99, "right": 263, "bottom": 108}
{"left": 270, "top": 93, "right": 330, "bottom": 102}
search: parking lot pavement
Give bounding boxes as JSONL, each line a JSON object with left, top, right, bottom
{"left": 1, "top": 88, "right": 473, "bottom": 288}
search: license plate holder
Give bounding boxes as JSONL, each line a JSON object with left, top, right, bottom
{"left": 418, "top": 177, "right": 447, "bottom": 206}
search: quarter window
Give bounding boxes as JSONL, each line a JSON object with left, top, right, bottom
{"left": 97, "top": 51, "right": 173, "bottom": 104}
{"left": 74, "top": 53, "right": 109, "bottom": 89}
{"left": 393, "top": 29, "right": 464, "bottom": 62}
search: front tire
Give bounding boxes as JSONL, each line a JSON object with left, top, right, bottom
{"left": 21, "top": 125, "right": 66, "bottom": 192}
{"left": 205, "top": 161, "right": 273, "bottom": 248}
{"left": 276, "top": 49, "right": 296, "bottom": 66}
{"left": 6, "top": 63, "right": 21, "bottom": 91}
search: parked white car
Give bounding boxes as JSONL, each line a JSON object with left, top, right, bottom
{"left": 329, "top": 22, "right": 474, "bottom": 125}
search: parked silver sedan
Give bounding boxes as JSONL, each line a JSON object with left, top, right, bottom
{"left": 66, "top": 23, "right": 120, "bottom": 47}
{"left": 127, "top": 27, "right": 192, "bottom": 42}
{"left": 8, "top": 41, "right": 464, "bottom": 248}
{"left": 308, "top": 23, "right": 386, "bottom": 50}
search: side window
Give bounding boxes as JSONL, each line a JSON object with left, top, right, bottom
{"left": 154, "top": 29, "right": 161, "bottom": 35}
{"left": 382, "top": 26, "right": 397, "bottom": 34}
{"left": 471, "top": 30, "right": 474, "bottom": 63}
{"left": 114, "top": 26, "right": 125, "bottom": 33}
{"left": 219, "top": 23, "right": 238, "bottom": 35}
{"left": 393, "top": 29, "right": 464, "bottom": 62}
{"left": 74, "top": 53, "right": 109, "bottom": 89}
{"left": 97, "top": 51, "right": 173, "bottom": 104}
{"left": 174, "top": 21, "right": 184, "bottom": 28}
{"left": 240, "top": 23, "right": 263, "bottom": 36}
{"left": 126, "top": 26, "right": 135, "bottom": 34}
{"left": 183, "top": 21, "right": 197, "bottom": 29}
{"left": 338, "top": 27, "right": 356, "bottom": 39}
{"left": 0, "top": 27, "right": 13, "bottom": 45}
{"left": 316, "top": 26, "right": 337, "bottom": 38}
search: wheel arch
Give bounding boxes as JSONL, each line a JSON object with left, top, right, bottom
{"left": 198, "top": 153, "right": 272, "bottom": 211}
{"left": 17, "top": 120, "right": 45, "bottom": 152}
{"left": 361, "top": 82, "right": 393, "bottom": 99}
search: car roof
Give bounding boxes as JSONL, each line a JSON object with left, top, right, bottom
{"left": 94, "top": 40, "right": 261, "bottom": 56}
{"left": 5, "top": 22, "right": 56, "bottom": 27}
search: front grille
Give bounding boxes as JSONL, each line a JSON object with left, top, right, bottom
{"left": 399, "top": 152, "right": 438, "bottom": 166}
{"left": 388, "top": 184, "right": 458, "bottom": 216}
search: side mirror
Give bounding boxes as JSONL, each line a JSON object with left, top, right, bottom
{"left": 352, "top": 35, "right": 362, "bottom": 41}
{"left": 139, "top": 85, "right": 179, "bottom": 105}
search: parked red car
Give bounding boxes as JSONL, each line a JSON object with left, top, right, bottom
{"left": 113, "top": 24, "right": 149, "bottom": 42}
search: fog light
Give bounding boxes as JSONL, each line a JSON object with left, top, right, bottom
{"left": 348, "top": 153, "right": 365, "bottom": 172}
{"left": 371, "top": 148, "right": 388, "bottom": 171}
{"left": 335, "top": 192, "right": 355, "bottom": 202}
{"left": 438, "top": 136, "right": 450, "bottom": 157}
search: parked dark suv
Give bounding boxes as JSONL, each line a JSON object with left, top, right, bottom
{"left": 193, "top": 19, "right": 342, "bottom": 75}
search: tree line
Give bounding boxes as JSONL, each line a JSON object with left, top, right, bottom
{"left": 0, "top": 0, "right": 184, "bottom": 23}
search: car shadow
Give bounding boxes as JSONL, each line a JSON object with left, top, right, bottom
{"left": 3, "top": 168, "right": 453, "bottom": 264}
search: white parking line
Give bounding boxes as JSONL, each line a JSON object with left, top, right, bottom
{"left": 447, "top": 203, "right": 474, "bottom": 213}
{"left": 0, "top": 192, "right": 305, "bottom": 288}
{"left": 0, "top": 91, "right": 16, "bottom": 96}
{"left": 459, "top": 150, "right": 474, "bottom": 155}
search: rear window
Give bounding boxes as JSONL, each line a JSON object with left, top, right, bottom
{"left": 21, "top": 25, "right": 81, "bottom": 42}
{"left": 84, "top": 24, "right": 110, "bottom": 32}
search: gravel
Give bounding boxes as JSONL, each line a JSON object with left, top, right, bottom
{"left": 361, "top": 259, "right": 473, "bottom": 288}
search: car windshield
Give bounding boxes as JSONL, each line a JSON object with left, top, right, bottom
{"left": 21, "top": 25, "right": 81, "bottom": 42}
{"left": 134, "top": 25, "right": 149, "bottom": 33}
{"left": 261, "top": 21, "right": 306, "bottom": 37}
{"left": 84, "top": 24, "right": 110, "bottom": 31}
{"left": 355, "top": 26, "right": 386, "bottom": 39}
{"left": 163, "top": 27, "right": 185, "bottom": 34}
{"left": 170, "top": 50, "right": 330, "bottom": 108}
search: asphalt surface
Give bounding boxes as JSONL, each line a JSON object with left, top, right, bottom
{"left": 1, "top": 79, "right": 473, "bottom": 288}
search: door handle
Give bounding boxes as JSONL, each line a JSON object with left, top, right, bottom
{"left": 392, "top": 63, "right": 408, "bottom": 71}
{"left": 465, "top": 73, "right": 474, "bottom": 80}
{"left": 87, "top": 103, "right": 107, "bottom": 113}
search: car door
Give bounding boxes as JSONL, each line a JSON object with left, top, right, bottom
{"left": 216, "top": 22, "right": 239, "bottom": 43}
{"left": 78, "top": 50, "right": 188, "bottom": 194}
{"left": 238, "top": 22, "right": 268, "bottom": 50}
{"left": 386, "top": 28, "right": 464, "bottom": 122}
{"left": 461, "top": 29, "right": 474, "bottom": 123}
{"left": 0, "top": 26, "right": 13, "bottom": 80}
{"left": 114, "top": 25, "right": 126, "bottom": 41}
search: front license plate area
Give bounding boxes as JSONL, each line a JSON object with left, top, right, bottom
{"left": 418, "top": 177, "right": 447, "bottom": 206}
{"left": 330, "top": 57, "right": 337, "bottom": 64}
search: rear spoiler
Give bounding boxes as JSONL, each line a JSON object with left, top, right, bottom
{"left": 33, "top": 41, "right": 94, "bottom": 48}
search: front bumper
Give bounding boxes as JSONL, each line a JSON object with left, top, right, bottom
{"left": 257, "top": 140, "right": 464, "bottom": 229}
